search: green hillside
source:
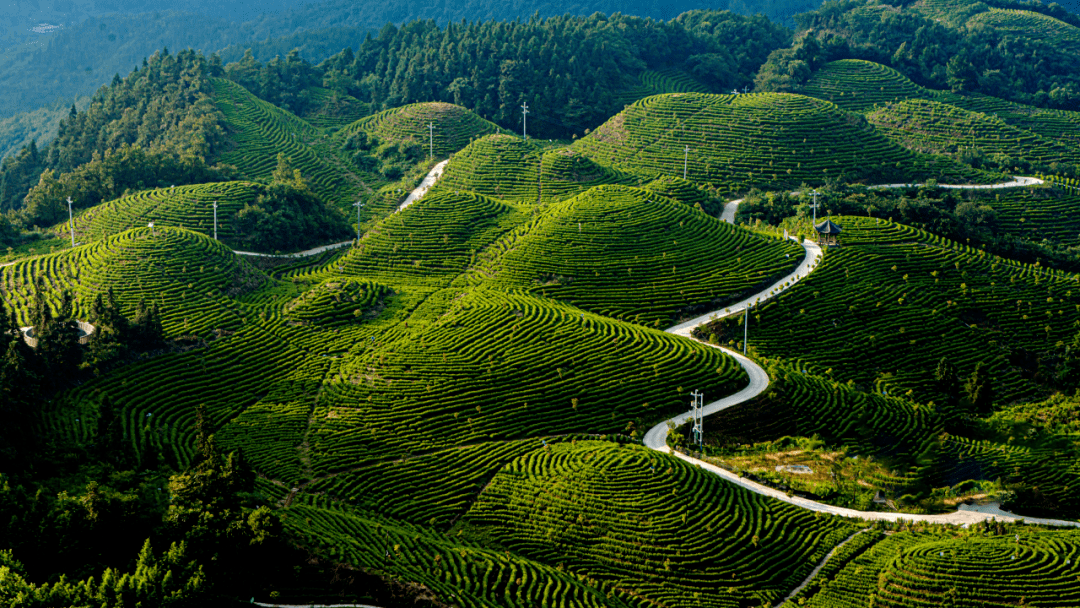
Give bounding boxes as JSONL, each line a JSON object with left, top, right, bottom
{"left": 64, "top": 181, "right": 260, "bottom": 244}
{"left": 804, "top": 59, "right": 1080, "bottom": 149}
{"left": 571, "top": 92, "right": 988, "bottom": 190}
{"left": 866, "top": 99, "right": 1080, "bottom": 169}
{"left": 458, "top": 441, "right": 857, "bottom": 607}
{"left": 334, "top": 102, "right": 499, "bottom": 159}
{"left": 968, "top": 9, "right": 1080, "bottom": 49}
{"left": 1, "top": 226, "right": 264, "bottom": 336}
{"left": 212, "top": 78, "right": 360, "bottom": 207}
{"left": 700, "top": 217, "right": 1080, "bottom": 404}
{"left": 470, "top": 185, "right": 803, "bottom": 327}
{"left": 339, "top": 190, "right": 525, "bottom": 288}
{"left": 298, "top": 87, "right": 372, "bottom": 129}
{"left": 803, "top": 529, "right": 1080, "bottom": 608}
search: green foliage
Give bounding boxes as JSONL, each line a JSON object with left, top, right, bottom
{"left": 22, "top": 146, "right": 236, "bottom": 228}
{"left": 0, "top": 49, "right": 228, "bottom": 216}
{"left": 308, "top": 11, "right": 790, "bottom": 139}
{"left": 0, "top": 226, "right": 267, "bottom": 337}
{"left": 703, "top": 216, "right": 1080, "bottom": 404}
{"left": 866, "top": 99, "right": 1080, "bottom": 176}
{"left": 470, "top": 184, "right": 803, "bottom": 327}
{"left": 571, "top": 92, "right": 986, "bottom": 190}
{"left": 779, "top": 0, "right": 1080, "bottom": 110}
{"left": 459, "top": 441, "right": 858, "bottom": 607}
{"left": 231, "top": 154, "right": 350, "bottom": 252}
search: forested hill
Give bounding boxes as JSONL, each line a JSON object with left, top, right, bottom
{"left": 0, "top": 0, "right": 814, "bottom": 160}
{"left": 755, "top": 0, "right": 1080, "bottom": 110}
{"left": 230, "top": 11, "right": 789, "bottom": 139}
{"left": 0, "top": 10, "right": 788, "bottom": 226}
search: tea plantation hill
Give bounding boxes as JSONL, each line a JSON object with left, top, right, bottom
{"left": 62, "top": 181, "right": 261, "bottom": 245}
{"left": 435, "top": 134, "right": 641, "bottom": 204}
{"left": 701, "top": 216, "right": 1080, "bottom": 406}
{"left": 804, "top": 59, "right": 1080, "bottom": 150}
{"left": 866, "top": 99, "right": 1080, "bottom": 169}
{"left": 456, "top": 441, "right": 858, "bottom": 608}
{"left": 467, "top": 184, "right": 804, "bottom": 327}
{"left": 570, "top": 92, "right": 989, "bottom": 191}
{"left": 296, "top": 87, "right": 372, "bottom": 129}
{"left": 0, "top": 226, "right": 265, "bottom": 336}
{"left": 333, "top": 102, "right": 500, "bottom": 159}
{"left": 769, "top": 527, "right": 1080, "bottom": 608}
{"left": 212, "top": 78, "right": 362, "bottom": 210}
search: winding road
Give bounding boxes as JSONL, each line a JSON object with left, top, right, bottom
{"left": 648, "top": 175, "right": 1078, "bottom": 529}
{"left": 234, "top": 160, "right": 450, "bottom": 259}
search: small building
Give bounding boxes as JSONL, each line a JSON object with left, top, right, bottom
{"left": 814, "top": 219, "right": 842, "bottom": 246}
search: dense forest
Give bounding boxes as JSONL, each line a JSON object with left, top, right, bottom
{"left": 232, "top": 11, "right": 790, "bottom": 139}
{"left": 756, "top": 0, "right": 1080, "bottom": 108}
{"left": 0, "top": 9, "right": 790, "bottom": 234}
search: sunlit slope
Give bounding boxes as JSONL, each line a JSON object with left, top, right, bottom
{"left": 334, "top": 102, "right": 499, "bottom": 158}
{"left": 805, "top": 529, "right": 1080, "bottom": 608}
{"left": 804, "top": 59, "right": 1080, "bottom": 147}
{"left": 701, "top": 217, "right": 1080, "bottom": 403}
{"left": 65, "top": 181, "right": 259, "bottom": 243}
{"left": 212, "top": 78, "right": 357, "bottom": 205}
{"left": 571, "top": 92, "right": 984, "bottom": 189}
{"left": 470, "top": 185, "right": 803, "bottom": 327}
{"left": 1, "top": 226, "right": 264, "bottom": 335}
{"left": 436, "top": 134, "right": 640, "bottom": 204}
{"left": 338, "top": 190, "right": 525, "bottom": 288}
{"left": 459, "top": 441, "right": 857, "bottom": 608}
{"left": 867, "top": 99, "right": 1080, "bottom": 167}
{"left": 307, "top": 289, "right": 747, "bottom": 472}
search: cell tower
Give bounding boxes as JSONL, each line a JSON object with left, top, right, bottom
{"left": 690, "top": 390, "right": 704, "bottom": 448}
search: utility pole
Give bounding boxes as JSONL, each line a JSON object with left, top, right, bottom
{"left": 521, "top": 102, "right": 529, "bottom": 139}
{"left": 743, "top": 306, "right": 749, "bottom": 354}
{"left": 66, "top": 196, "right": 74, "bottom": 247}
{"left": 683, "top": 146, "right": 690, "bottom": 180}
{"left": 428, "top": 122, "right": 434, "bottom": 160}
{"left": 811, "top": 189, "right": 819, "bottom": 224}
{"left": 690, "top": 390, "right": 704, "bottom": 448}
{"left": 212, "top": 201, "right": 218, "bottom": 240}
{"left": 353, "top": 199, "right": 364, "bottom": 241}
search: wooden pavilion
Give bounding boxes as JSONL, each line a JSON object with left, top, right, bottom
{"left": 814, "top": 219, "right": 842, "bottom": 246}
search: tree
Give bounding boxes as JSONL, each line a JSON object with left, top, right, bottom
{"left": 963, "top": 362, "right": 995, "bottom": 415}
{"left": 1058, "top": 331, "right": 1080, "bottom": 391}
{"left": 934, "top": 356, "right": 959, "bottom": 405}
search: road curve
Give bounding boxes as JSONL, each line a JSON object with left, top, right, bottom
{"left": 235, "top": 160, "right": 450, "bottom": 259}
{"left": 647, "top": 225, "right": 1079, "bottom": 528}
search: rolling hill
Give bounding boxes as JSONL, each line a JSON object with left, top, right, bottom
{"left": 571, "top": 92, "right": 989, "bottom": 190}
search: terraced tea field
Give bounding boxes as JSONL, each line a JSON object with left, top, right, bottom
{"left": 805, "top": 59, "right": 1080, "bottom": 148}
{"left": 968, "top": 8, "right": 1080, "bottom": 51}
{"left": 339, "top": 189, "right": 525, "bottom": 288}
{"left": 307, "top": 288, "right": 747, "bottom": 471}
{"left": 62, "top": 181, "right": 260, "bottom": 244}
{"left": 803, "top": 529, "right": 1080, "bottom": 608}
{"left": 958, "top": 187, "right": 1080, "bottom": 246}
{"left": 867, "top": 99, "right": 1080, "bottom": 167}
{"left": 471, "top": 185, "right": 804, "bottom": 326}
{"left": 212, "top": 78, "right": 358, "bottom": 206}
{"left": 1, "top": 226, "right": 264, "bottom": 336}
{"left": 334, "top": 102, "right": 499, "bottom": 159}
{"left": 701, "top": 216, "right": 1080, "bottom": 403}
{"left": 299, "top": 87, "right": 371, "bottom": 129}
{"left": 571, "top": 92, "right": 985, "bottom": 190}
{"left": 460, "top": 441, "right": 858, "bottom": 608}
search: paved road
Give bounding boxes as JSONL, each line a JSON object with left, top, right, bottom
{"left": 721, "top": 175, "right": 1044, "bottom": 225}
{"left": 647, "top": 228, "right": 1079, "bottom": 528}
{"left": 398, "top": 159, "right": 448, "bottom": 212}
{"left": 235, "top": 160, "right": 450, "bottom": 259}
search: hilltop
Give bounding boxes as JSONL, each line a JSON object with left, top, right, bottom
{"left": 571, "top": 92, "right": 989, "bottom": 189}
{"left": 470, "top": 184, "right": 803, "bottom": 326}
